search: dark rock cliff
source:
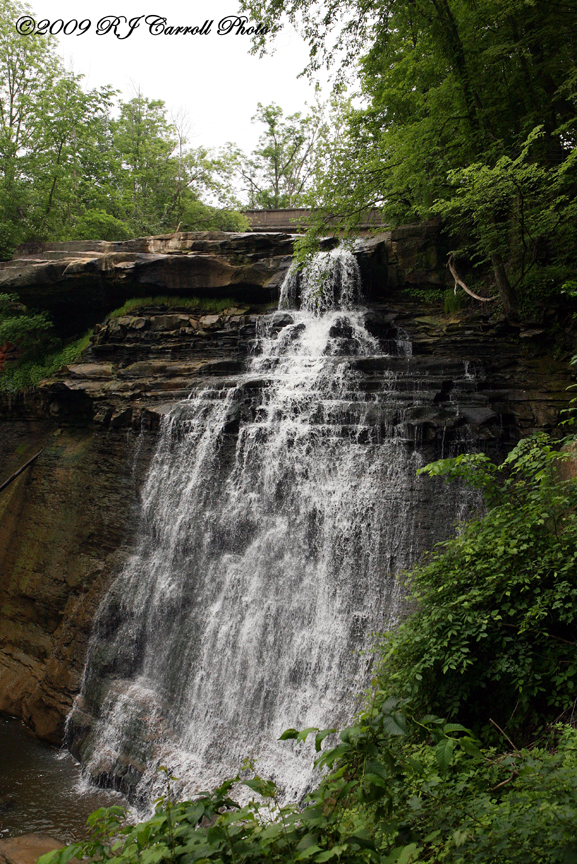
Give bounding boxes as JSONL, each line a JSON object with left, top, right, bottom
{"left": 0, "top": 227, "right": 573, "bottom": 745}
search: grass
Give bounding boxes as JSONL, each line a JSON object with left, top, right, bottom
{"left": 0, "top": 330, "right": 93, "bottom": 393}
{"left": 108, "top": 295, "right": 242, "bottom": 318}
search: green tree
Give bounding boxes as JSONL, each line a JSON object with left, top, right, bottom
{"left": 0, "top": 0, "right": 120, "bottom": 252}
{"left": 26, "top": 73, "right": 117, "bottom": 240}
{"left": 240, "top": 0, "right": 577, "bottom": 317}
{"left": 0, "top": 1, "right": 247, "bottom": 253}
{"left": 111, "top": 94, "right": 180, "bottom": 235}
{"left": 240, "top": 101, "right": 325, "bottom": 208}
{"left": 0, "top": 0, "right": 61, "bottom": 255}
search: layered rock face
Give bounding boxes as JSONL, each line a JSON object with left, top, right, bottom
{"left": 0, "top": 228, "right": 573, "bottom": 747}
{"left": 0, "top": 232, "right": 294, "bottom": 339}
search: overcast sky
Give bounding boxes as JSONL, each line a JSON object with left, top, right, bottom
{"left": 30, "top": 1, "right": 323, "bottom": 154}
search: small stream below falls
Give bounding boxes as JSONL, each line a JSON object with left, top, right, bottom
{"left": 0, "top": 714, "right": 120, "bottom": 840}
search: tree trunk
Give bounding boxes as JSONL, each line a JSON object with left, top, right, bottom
{"left": 431, "top": 0, "right": 482, "bottom": 136}
{"left": 491, "top": 252, "right": 518, "bottom": 321}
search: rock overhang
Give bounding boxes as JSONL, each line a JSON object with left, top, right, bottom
{"left": 0, "top": 231, "right": 302, "bottom": 338}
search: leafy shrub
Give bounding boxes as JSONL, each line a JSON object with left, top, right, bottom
{"left": 0, "top": 331, "right": 92, "bottom": 392}
{"left": 0, "top": 291, "right": 95, "bottom": 391}
{"left": 441, "top": 726, "right": 577, "bottom": 864}
{"left": 379, "top": 723, "right": 577, "bottom": 864}
{"left": 70, "top": 211, "right": 133, "bottom": 242}
{"left": 0, "top": 293, "right": 55, "bottom": 361}
{"left": 178, "top": 200, "right": 249, "bottom": 233}
{"left": 38, "top": 711, "right": 577, "bottom": 864}
{"left": 378, "top": 434, "right": 577, "bottom": 736}
{"left": 38, "top": 700, "right": 482, "bottom": 864}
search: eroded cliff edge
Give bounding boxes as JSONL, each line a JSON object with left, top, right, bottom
{"left": 0, "top": 226, "right": 573, "bottom": 746}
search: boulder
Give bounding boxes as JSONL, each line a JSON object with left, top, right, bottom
{"left": 0, "top": 834, "right": 64, "bottom": 864}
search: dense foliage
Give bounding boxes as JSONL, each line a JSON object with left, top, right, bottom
{"left": 379, "top": 434, "right": 577, "bottom": 735}
{"left": 38, "top": 706, "right": 577, "bottom": 864}
{"left": 38, "top": 434, "right": 577, "bottom": 864}
{"left": 237, "top": 102, "right": 326, "bottom": 208}
{"left": 240, "top": 0, "right": 577, "bottom": 318}
{"left": 0, "top": 0, "right": 248, "bottom": 258}
{"left": 0, "top": 293, "right": 54, "bottom": 361}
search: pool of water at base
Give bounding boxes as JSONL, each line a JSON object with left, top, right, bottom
{"left": 0, "top": 714, "right": 125, "bottom": 842}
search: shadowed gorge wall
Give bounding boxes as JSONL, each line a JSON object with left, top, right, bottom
{"left": 0, "top": 422, "right": 157, "bottom": 743}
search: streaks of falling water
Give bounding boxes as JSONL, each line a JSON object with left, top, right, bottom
{"left": 69, "top": 250, "right": 460, "bottom": 806}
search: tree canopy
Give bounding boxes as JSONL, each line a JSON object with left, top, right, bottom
{"left": 240, "top": 0, "right": 577, "bottom": 318}
{"left": 237, "top": 101, "right": 326, "bottom": 208}
{"left": 0, "top": 0, "right": 247, "bottom": 259}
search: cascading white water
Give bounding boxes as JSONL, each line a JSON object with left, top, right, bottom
{"left": 71, "top": 249, "right": 466, "bottom": 804}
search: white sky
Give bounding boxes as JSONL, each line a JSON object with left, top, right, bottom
{"left": 28, "top": 1, "right": 322, "bottom": 154}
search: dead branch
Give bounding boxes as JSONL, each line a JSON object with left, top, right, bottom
{"left": 448, "top": 254, "right": 497, "bottom": 303}
{"left": 489, "top": 717, "right": 520, "bottom": 752}
{"left": 492, "top": 771, "right": 518, "bottom": 791}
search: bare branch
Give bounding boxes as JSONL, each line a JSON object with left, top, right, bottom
{"left": 448, "top": 254, "right": 497, "bottom": 303}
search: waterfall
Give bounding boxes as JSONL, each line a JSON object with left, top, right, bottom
{"left": 70, "top": 249, "right": 470, "bottom": 805}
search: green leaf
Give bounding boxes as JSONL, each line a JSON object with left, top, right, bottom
{"left": 296, "top": 832, "right": 320, "bottom": 852}
{"left": 384, "top": 843, "right": 422, "bottom": 864}
{"left": 458, "top": 737, "right": 484, "bottom": 760}
{"left": 365, "top": 759, "right": 389, "bottom": 780}
{"left": 279, "top": 728, "right": 300, "bottom": 740}
{"left": 435, "top": 738, "right": 454, "bottom": 773}
{"left": 443, "top": 723, "right": 471, "bottom": 734}
{"left": 382, "top": 711, "right": 407, "bottom": 736}
{"left": 315, "top": 728, "right": 337, "bottom": 751}
{"left": 314, "top": 845, "right": 348, "bottom": 861}
{"left": 297, "top": 727, "right": 320, "bottom": 743}
{"left": 296, "top": 845, "right": 323, "bottom": 860}
{"left": 243, "top": 777, "right": 277, "bottom": 798}
{"left": 345, "top": 831, "right": 376, "bottom": 851}
{"left": 398, "top": 844, "right": 422, "bottom": 864}
{"left": 452, "top": 829, "right": 469, "bottom": 848}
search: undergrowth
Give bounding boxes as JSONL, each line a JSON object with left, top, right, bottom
{"left": 0, "top": 330, "right": 93, "bottom": 392}
{"left": 38, "top": 713, "right": 577, "bottom": 864}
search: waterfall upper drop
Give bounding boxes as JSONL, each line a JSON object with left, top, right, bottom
{"left": 69, "top": 249, "right": 466, "bottom": 803}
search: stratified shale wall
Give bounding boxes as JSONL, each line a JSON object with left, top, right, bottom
{"left": 0, "top": 227, "right": 572, "bottom": 755}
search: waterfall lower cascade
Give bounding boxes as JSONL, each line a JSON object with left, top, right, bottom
{"left": 71, "top": 249, "right": 471, "bottom": 804}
